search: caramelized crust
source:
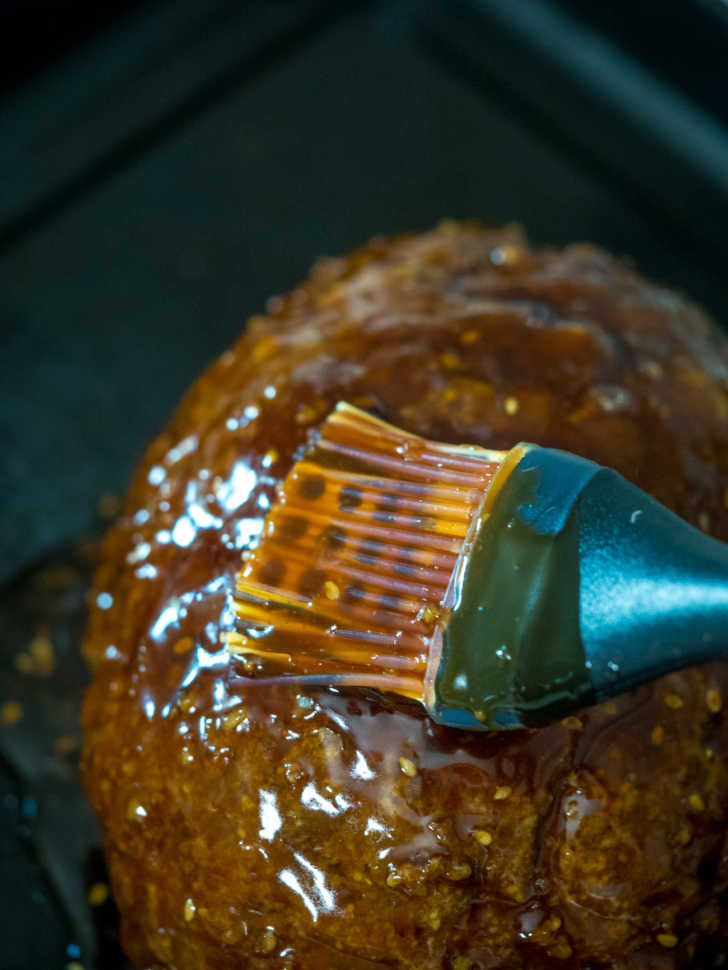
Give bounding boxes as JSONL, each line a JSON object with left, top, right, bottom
{"left": 82, "top": 222, "right": 728, "bottom": 969}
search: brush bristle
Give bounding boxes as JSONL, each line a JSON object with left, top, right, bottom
{"left": 224, "top": 403, "right": 505, "bottom": 700}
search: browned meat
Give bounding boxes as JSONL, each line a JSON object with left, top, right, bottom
{"left": 82, "top": 222, "right": 728, "bottom": 969}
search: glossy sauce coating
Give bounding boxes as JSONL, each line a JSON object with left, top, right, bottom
{"left": 82, "top": 223, "right": 728, "bottom": 969}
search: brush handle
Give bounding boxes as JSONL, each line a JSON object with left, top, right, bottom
{"left": 431, "top": 446, "right": 728, "bottom": 730}
{"left": 577, "top": 467, "right": 728, "bottom": 698}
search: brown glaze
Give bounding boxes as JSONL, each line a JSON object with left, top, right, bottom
{"left": 82, "top": 222, "right": 728, "bottom": 969}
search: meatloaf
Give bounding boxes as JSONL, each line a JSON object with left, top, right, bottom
{"left": 82, "top": 222, "right": 728, "bottom": 969}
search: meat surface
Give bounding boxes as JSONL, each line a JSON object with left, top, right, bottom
{"left": 82, "top": 222, "right": 728, "bottom": 969}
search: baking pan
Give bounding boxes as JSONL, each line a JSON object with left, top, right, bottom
{"left": 1, "top": 1, "right": 727, "bottom": 967}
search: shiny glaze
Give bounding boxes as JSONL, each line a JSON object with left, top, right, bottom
{"left": 83, "top": 223, "right": 728, "bottom": 969}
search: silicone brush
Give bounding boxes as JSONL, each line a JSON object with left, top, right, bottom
{"left": 224, "top": 403, "right": 728, "bottom": 729}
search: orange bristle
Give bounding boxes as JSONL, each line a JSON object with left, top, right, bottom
{"left": 225, "top": 403, "right": 505, "bottom": 700}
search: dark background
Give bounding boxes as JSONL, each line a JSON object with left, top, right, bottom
{"left": 2, "top": 0, "right": 728, "bottom": 590}
{"left": 1, "top": 2, "right": 727, "bottom": 968}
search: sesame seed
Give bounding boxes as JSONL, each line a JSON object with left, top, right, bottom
{"left": 222, "top": 707, "right": 248, "bottom": 732}
{"left": 174, "top": 636, "right": 194, "bottom": 654}
{"left": 126, "top": 799, "right": 148, "bottom": 821}
{"left": 664, "top": 693, "right": 684, "bottom": 709}
{"left": 1, "top": 700, "right": 23, "bottom": 725}
{"left": 689, "top": 793, "right": 705, "bottom": 812}
{"left": 440, "top": 351, "right": 461, "bottom": 370}
{"left": 676, "top": 826, "right": 692, "bottom": 846}
{"left": 641, "top": 360, "right": 663, "bottom": 380}
{"left": 88, "top": 883, "right": 109, "bottom": 907}
{"left": 251, "top": 335, "right": 277, "bottom": 362}
{"left": 324, "top": 580, "right": 341, "bottom": 600}
{"left": 460, "top": 329, "right": 481, "bottom": 346}
{"left": 184, "top": 898, "right": 196, "bottom": 922}
{"left": 262, "top": 448, "right": 279, "bottom": 468}
{"left": 651, "top": 725, "right": 664, "bottom": 746}
{"left": 494, "top": 785, "right": 512, "bottom": 800}
{"left": 24, "top": 634, "right": 55, "bottom": 675}
{"left": 260, "top": 929, "right": 278, "bottom": 953}
{"left": 706, "top": 688, "right": 722, "bottom": 713}
{"left": 561, "top": 716, "right": 583, "bottom": 730}
{"left": 504, "top": 396, "right": 520, "bottom": 416}
{"left": 699, "top": 512, "right": 711, "bottom": 533}
{"left": 724, "top": 487, "right": 728, "bottom": 510}
{"left": 296, "top": 404, "right": 319, "bottom": 425}
{"left": 447, "top": 862, "right": 472, "bottom": 881}
{"left": 549, "top": 942, "right": 573, "bottom": 959}
{"left": 422, "top": 605, "right": 439, "bottom": 624}
{"left": 399, "top": 756, "right": 418, "bottom": 777}
{"left": 473, "top": 829, "right": 492, "bottom": 847}
{"left": 657, "top": 933, "right": 678, "bottom": 948}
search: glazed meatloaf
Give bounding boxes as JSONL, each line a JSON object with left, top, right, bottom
{"left": 82, "top": 222, "right": 728, "bottom": 969}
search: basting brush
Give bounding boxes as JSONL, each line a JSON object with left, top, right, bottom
{"left": 223, "top": 403, "right": 728, "bottom": 730}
